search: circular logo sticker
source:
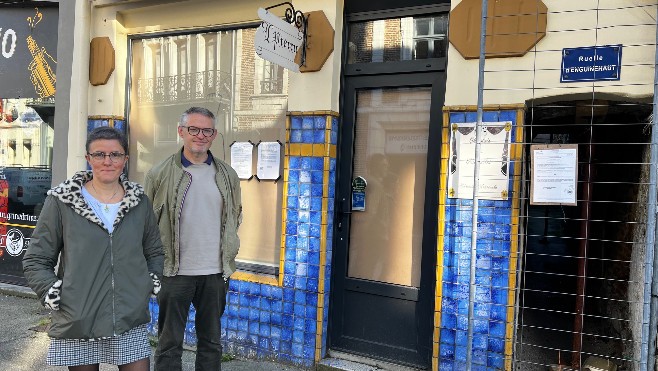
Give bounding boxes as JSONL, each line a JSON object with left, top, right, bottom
{"left": 5, "top": 228, "right": 24, "bottom": 257}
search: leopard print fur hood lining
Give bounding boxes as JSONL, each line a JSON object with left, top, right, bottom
{"left": 47, "top": 171, "right": 144, "bottom": 229}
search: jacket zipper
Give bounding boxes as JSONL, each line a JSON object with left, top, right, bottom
{"left": 109, "top": 232, "right": 117, "bottom": 335}
{"left": 107, "top": 212, "right": 126, "bottom": 337}
{"left": 216, "top": 165, "right": 230, "bottom": 282}
{"left": 175, "top": 171, "right": 193, "bottom": 275}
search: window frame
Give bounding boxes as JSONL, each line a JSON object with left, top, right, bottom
{"left": 126, "top": 22, "right": 286, "bottom": 278}
{"left": 343, "top": 4, "right": 450, "bottom": 76}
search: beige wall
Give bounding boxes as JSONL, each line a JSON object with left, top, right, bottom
{"left": 444, "top": 0, "right": 657, "bottom": 106}
{"left": 61, "top": 0, "right": 345, "bottom": 177}
{"left": 63, "top": 0, "right": 91, "bottom": 177}
{"left": 87, "top": 0, "right": 343, "bottom": 115}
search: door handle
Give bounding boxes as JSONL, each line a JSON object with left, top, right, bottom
{"left": 337, "top": 198, "right": 351, "bottom": 231}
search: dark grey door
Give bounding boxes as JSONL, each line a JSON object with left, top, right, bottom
{"left": 330, "top": 71, "right": 444, "bottom": 368}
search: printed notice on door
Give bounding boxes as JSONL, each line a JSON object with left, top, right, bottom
{"left": 257, "top": 141, "right": 281, "bottom": 180}
{"left": 530, "top": 144, "right": 578, "bottom": 205}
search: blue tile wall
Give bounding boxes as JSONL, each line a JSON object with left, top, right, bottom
{"left": 439, "top": 110, "right": 517, "bottom": 370}
{"left": 87, "top": 117, "right": 126, "bottom": 133}
{"left": 148, "top": 114, "right": 337, "bottom": 369}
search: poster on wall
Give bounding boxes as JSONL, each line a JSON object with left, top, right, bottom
{"left": 530, "top": 144, "right": 578, "bottom": 205}
{"left": 0, "top": 6, "right": 59, "bottom": 98}
{"left": 447, "top": 122, "right": 512, "bottom": 200}
{"left": 230, "top": 141, "right": 254, "bottom": 180}
{"left": 256, "top": 141, "right": 282, "bottom": 181}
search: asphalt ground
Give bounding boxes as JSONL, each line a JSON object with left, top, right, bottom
{"left": 0, "top": 288, "right": 307, "bottom": 371}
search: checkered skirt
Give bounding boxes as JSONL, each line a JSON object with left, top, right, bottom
{"left": 46, "top": 324, "right": 151, "bottom": 366}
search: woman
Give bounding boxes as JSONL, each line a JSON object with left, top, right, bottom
{"left": 23, "top": 126, "right": 164, "bottom": 371}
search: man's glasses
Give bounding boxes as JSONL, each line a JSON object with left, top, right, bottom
{"left": 181, "top": 126, "right": 216, "bottom": 137}
{"left": 87, "top": 152, "right": 126, "bottom": 163}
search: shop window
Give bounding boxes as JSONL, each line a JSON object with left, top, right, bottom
{"left": 128, "top": 27, "right": 288, "bottom": 275}
{"left": 347, "top": 13, "right": 448, "bottom": 64}
{"left": 0, "top": 99, "right": 54, "bottom": 273}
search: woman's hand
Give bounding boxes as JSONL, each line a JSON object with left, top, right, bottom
{"left": 44, "top": 280, "right": 62, "bottom": 311}
{"left": 150, "top": 272, "right": 161, "bottom": 296}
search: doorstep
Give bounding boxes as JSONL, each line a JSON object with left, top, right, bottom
{"left": 317, "top": 350, "right": 424, "bottom": 371}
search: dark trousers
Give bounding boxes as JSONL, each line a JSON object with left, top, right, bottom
{"left": 154, "top": 274, "right": 228, "bottom": 371}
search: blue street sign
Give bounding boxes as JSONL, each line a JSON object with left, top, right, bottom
{"left": 561, "top": 45, "right": 622, "bottom": 83}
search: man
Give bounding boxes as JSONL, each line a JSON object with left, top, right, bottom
{"left": 145, "top": 106, "right": 242, "bottom": 371}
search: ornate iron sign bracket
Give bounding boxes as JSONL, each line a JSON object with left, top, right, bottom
{"left": 265, "top": 2, "right": 308, "bottom": 67}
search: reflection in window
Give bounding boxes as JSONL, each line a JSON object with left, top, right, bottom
{"left": 347, "top": 13, "right": 448, "bottom": 64}
{"left": 129, "top": 28, "right": 288, "bottom": 271}
{"left": 413, "top": 16, "right": 448, "bottom": 59}
{"left": 261, "top": 61, "right": 284, "bottom": 95}
{"left": 0, "top": 98, "right": 54, "bottom": 215}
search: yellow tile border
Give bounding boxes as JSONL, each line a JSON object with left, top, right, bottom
{"left": 504, "top": 108, "right": 525, "bottom": 371}
{"left": 325, "top": 115, "right": 334, "bottom": 131}
{"left": 315, "top": 154, "right": 331, "bottom": 362}
{"left": 288, "top": 144, "right": 336, "bottom": 159}
{"left": 442, "top": 104, "right": 525, "bottom": 112}
{"left": 287, "top": 110, "right": 339, "bottom": 117}
{"left": 301, "top": 143, "right": 313, "bottom": 156}
{"left": 432, "top": 112, "right": 451, "bottom": 369}
{"left": 232, "top": 271, "right": 279, "bottom": 286}
{"left": 88, "top": 115, "right": 125, "bottom": 120}
{"left": 313, "top": 144, "right": 325, "bottom": 156}
{"left": 289, "top": 143, "right": 302, "bottom": 156}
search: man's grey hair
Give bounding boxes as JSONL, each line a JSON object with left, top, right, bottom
{"left": 180, "top": 107, "right": 216, "bottom": 127}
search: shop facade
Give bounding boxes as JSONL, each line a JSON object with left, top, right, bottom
{"left": 4, "top": 0, "right": 658, "bottom": 370}
{"left": 0, "top": 2, "right": 60, "bottom": 285}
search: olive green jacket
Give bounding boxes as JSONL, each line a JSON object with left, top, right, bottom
{"left": 22, "top": 171, "right": 164, "bottom": 339}
{"left": 144, "top": 149, "right": 242, "bottom": 279}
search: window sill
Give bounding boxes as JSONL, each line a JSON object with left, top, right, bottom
{"left": 231, "top": 271, "right": 279, "bottom": 286}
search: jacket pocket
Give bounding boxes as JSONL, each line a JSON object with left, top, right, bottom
{"left": 224, "top": 230, "right": 240, "bottom": 262}
{"left": 154, "top": 204, "right": 171, "bottom": 246}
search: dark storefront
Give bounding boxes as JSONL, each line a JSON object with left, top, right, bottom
{"left": 0, "top": 3, "right": 58, "bottom": 284}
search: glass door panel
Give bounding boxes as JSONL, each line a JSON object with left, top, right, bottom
{"left": 347, "top": 87, "right": 431, "bottom": 287}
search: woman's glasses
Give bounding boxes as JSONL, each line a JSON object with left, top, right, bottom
{"left": 87, "top": 152, "right": 126, "bottom": 163}
{"left": 181, "top": 126, "right": 216, "bottom": 137}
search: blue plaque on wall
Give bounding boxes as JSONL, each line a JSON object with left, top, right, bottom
{"left": 561, "top": 45, "right": 622, "bottom": 83}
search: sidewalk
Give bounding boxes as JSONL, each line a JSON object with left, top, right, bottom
{"left": 0, "top": 283, "right": 307, "bottom": 371}
{"left": 0, "top": 282, "right": 415, "bottom": 371}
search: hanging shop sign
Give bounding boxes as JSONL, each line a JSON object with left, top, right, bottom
{"left": 561, "top": 45, "right": 622, "bottom": 83}
{"left": 0, "top": 6, "right": 58, "bottom": 98}
{"left": 255, "top": 6, "right": 305, "bottom": 72}
{"left": 447, "top": 122, "right": 512, "bottom": 200}
{"left": 293, "top": 10, "right": 334, "bottom": 73}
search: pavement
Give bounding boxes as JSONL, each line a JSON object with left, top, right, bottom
{"left": 0, "top": 282, "right": 308, "bottom": 371}
{"left": 0, "top": 282, "right": 419, "bottom": 371}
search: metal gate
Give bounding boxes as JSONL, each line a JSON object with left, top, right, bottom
{"left": 436, "top": 1, "right": 658, "bottom": 370}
